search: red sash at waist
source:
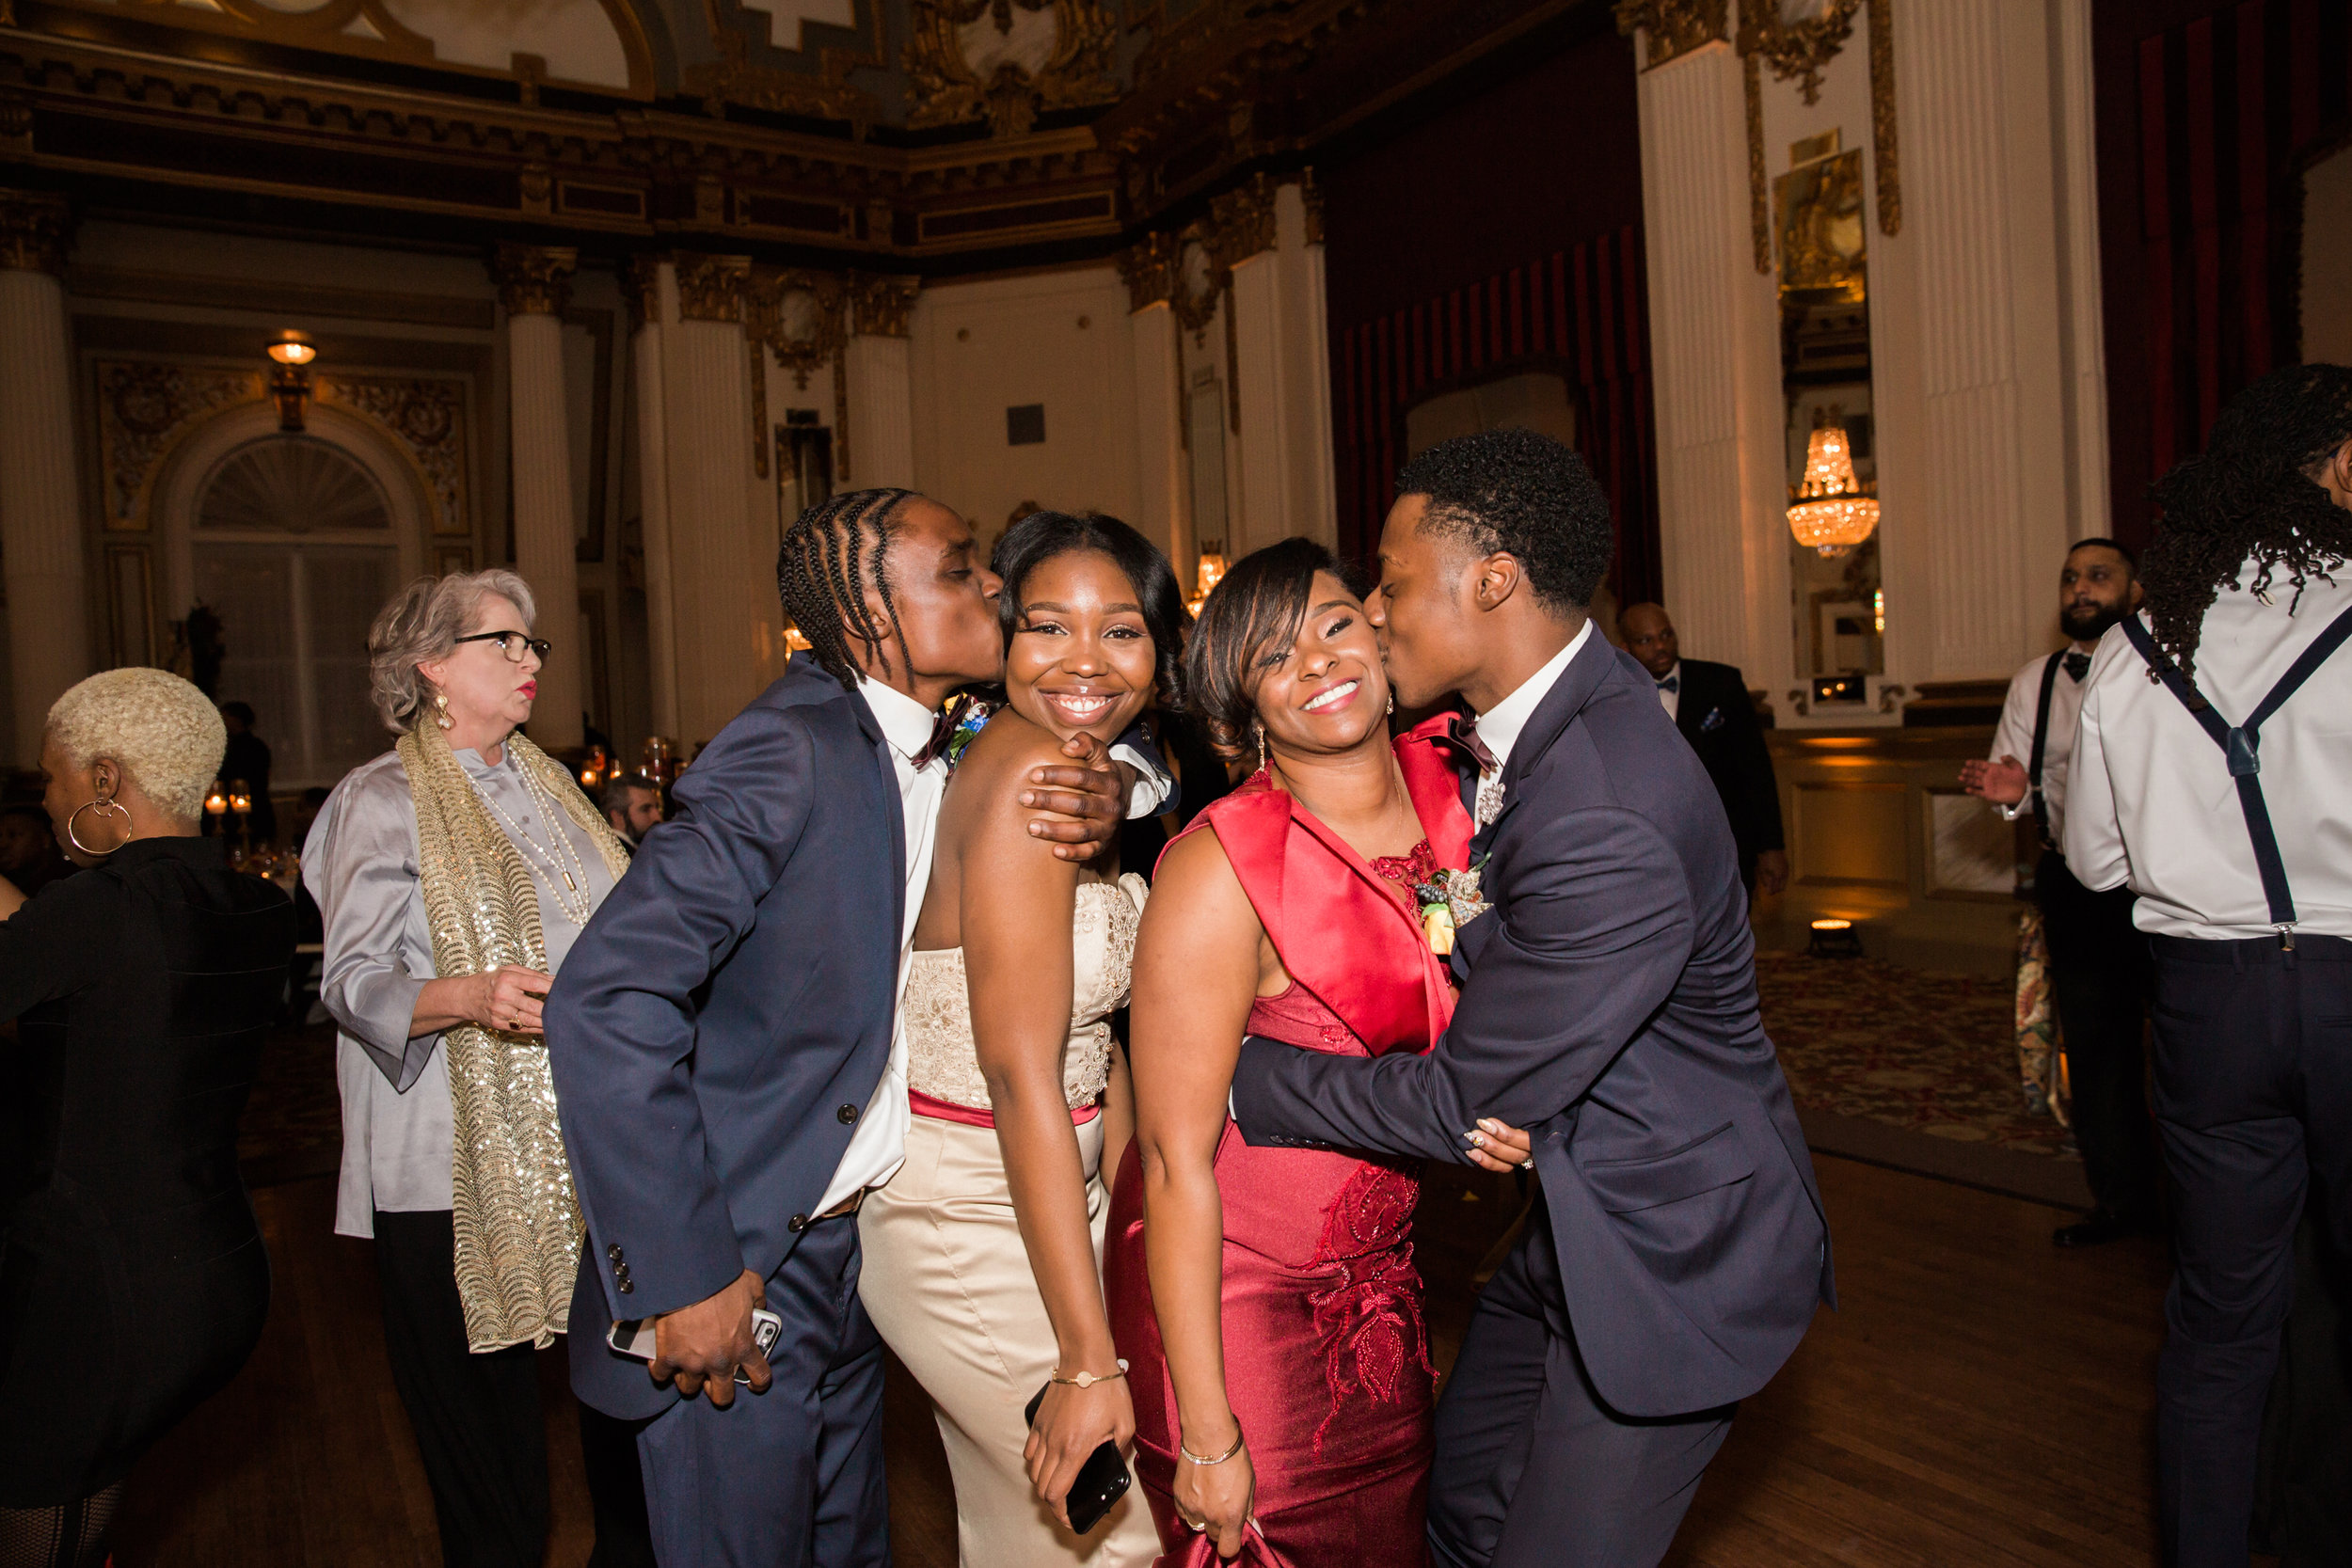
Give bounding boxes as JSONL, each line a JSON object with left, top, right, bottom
{"left": 907, "top": 1086, "right": 1101, "bottom": 1129}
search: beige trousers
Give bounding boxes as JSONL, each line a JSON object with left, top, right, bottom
{"left": 858, "top": 1112, "right": 1160, "bottom": 1568}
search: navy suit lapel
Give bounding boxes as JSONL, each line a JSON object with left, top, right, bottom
{"left": 843, "top": 678, "right": 908, "bottom": 942}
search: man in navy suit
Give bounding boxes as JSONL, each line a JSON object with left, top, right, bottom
{"left": 547, "top": 489, "right": 1153, "bottom": 1567}
{"left": 1229, "top": 431, "right": 1833, "bottom": 1567}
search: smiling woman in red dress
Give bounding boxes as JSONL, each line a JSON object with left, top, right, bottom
{"left": 1106, "top": 539, "right": 1518, "bottom": 1566}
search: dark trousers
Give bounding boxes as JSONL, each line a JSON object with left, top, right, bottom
{"left": 634, "top": 1212, "right": 888, "bottom": 1568}
{"left": 1427, "top": 1190, "right": 1734, "bottom": 1568}
{"left": 2038, "top": 850, "right": 2162, "bottom": 1222}
{"left": 373, "top": 1210, "right": 655, "bottom": 1568}
{"left": 2147, "top": 934, "right": 2352, "bottom": 1568}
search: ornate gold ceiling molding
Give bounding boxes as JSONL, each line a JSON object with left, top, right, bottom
{"left": 1867, "top": 0, "right": 1899, "bottom": 236}
{"left": 1613, "top": 0, "right": 1728, "bottom": 69}
{"left": 1207, "top": 172, "right": 1279, "bottom": 269}
{"left": 848, "top": 273, "right": 920, "bottom": 338}
{"left": 675, "top": 252, "right": 752, "bottom": 324}
{"left": 0, "top": 187, "right": 71, "bottom": 275}
{"left": 905, "top": 0, "right": 1120, "bottom": 139}
{"left": 1737, "top": 0, "right": 1860, "bottom": 106}
{"left": 488, "top": 243, "right": 579, "bottom": 317}
{"left": 686, "top": 0, "right": 882, "bottom": 131}
{"left": 1116, "top": 230, "right": 1183, "bottom": 314}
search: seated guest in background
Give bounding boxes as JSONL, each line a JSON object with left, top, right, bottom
{"left": 1619, "top": 602, "right": 1788, "bottom": 898}
{"left": 0, "top": 801, "right": 74, "bottom": 897}
{"left": 599, "top": 774, "right": 662, "bottom": 851}
{"left": 0, "top": 669, "right": 294, "bottom": 1568}
{"left": 306, "top": 570, "right": 652, "bottom": 1568}
{"left": 1961, "top": 539, "right": 2161, "bottom": 1249}
{"left": 217, "top": 700, "right": 277, "bottom": 846}
{"left": 2066, "top": 364, "right": 2352, "bottom": 1568}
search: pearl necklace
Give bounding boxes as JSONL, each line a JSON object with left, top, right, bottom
{"left": 469, "top": 754, "right": 596, "bottom": 926}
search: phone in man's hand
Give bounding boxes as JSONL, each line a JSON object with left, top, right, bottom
{"left": 607, "top": 1307, "right": 784, "bottom": 1385}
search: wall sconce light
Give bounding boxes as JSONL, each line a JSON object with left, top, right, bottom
{"left": 1807, "top": 916, "right": 1863, "bottom": 959}
{"left": 267, "top": 332, "right": 317, "bottom": 433}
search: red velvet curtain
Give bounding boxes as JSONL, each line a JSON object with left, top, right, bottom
{"left": 2119, "top": 0, "right": 2352, "bottom": 528}
{"left": 1329, "top": 224, "right": 1662, "bottom": 608}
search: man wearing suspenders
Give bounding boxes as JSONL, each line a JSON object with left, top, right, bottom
{"left": 1963, "top": 539, "right": 2162, "bottom": 1248}
{"left": 2065, "top": 364, "right": 2352, "bottom": 1568}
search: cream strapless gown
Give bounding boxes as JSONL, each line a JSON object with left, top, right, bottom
{"left": 858, "top": 874, "right": 1161, "bottom": 1568}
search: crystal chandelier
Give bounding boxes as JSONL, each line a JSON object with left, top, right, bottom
{"left": 1187, "top": 540, "right": 1228, "bottom": 616}
{"left": 1786, "top": 419, "right": 1880, "bottom": 557}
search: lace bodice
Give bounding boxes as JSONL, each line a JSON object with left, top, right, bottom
{"left": 902, "top": 872, "right": 1147, "bottom": 1113}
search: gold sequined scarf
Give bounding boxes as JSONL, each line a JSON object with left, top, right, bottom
{"left": 399, "top": 721, "right": 632, "bottom": 1353}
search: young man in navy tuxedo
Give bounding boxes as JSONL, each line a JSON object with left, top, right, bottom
{"left": 1229, "top": 431, "right": 1832, "bottom": 1568}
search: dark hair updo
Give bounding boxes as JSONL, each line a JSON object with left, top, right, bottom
{"left": 1182, "top": 536, "right": 1371, "bottom": 758}
{"left": 991, "top": 511, "right": 1189, "bottom": 709}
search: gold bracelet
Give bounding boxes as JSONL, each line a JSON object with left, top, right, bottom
{"left": 1180, "top": 1419, "right": 1245, "bottom": 1465}
{"left": 1049, "top": 1358, "right": 1129, "bottom": 1390}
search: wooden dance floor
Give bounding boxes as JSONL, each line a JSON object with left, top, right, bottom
{"left": 114, "top": 1153, "right": 2170, "bottom": 1566}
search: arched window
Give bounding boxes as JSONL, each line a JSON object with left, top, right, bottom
{"left": 190, "top": 438, "right": 403, "bottom": 786}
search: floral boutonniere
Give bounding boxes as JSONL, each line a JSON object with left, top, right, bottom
{"left": 939, "top": 698, "right": 994, "bottom": 773}
{"left": 1409, "top": 856, "right": 1490, "bottom": 956}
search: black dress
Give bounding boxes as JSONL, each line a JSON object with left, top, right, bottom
{"left": 0, "top": 836, "right": 294, "bottom": 1506}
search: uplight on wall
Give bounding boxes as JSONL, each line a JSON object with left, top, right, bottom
{"left": 267, "top": 332, "right": 317, "bottom": 433}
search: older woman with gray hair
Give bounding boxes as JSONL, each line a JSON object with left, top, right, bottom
{"left": 0, "top": 668, "right": 294, "bottom": 1568}
{"left": 305, "top": 568, "right": 648, "bottom": 1568}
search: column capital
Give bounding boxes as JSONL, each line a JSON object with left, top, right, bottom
{"left": 847, "top": 273, "right": 919, "bottom": 339}
{"left": 489, "top": 242, "right": 579, "bottom": 316}
{"left": 624, "top": 253, "right": 664, "bottom": 331}
{"left": 674, "top": 252, "right": 752, "bottom": 325}
{"left": 1116, "top": 232, "right": 1183, "bottom": 314}
{"left": 0, "top": 190, "right": 72, "bottom": 277}
{"left": 1613, "top": 0, "right": 1728, "bottom": 69}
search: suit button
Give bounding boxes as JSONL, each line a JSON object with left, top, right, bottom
{"left": 616, "top": 1278, "right": 634, "bottom": 1295}
{"left": 614, "top": 1263, "right": 631, "bottom": 1281}
{"left": 787, "top": 1213, "right": 808, "bottom": 1234}
{"left": 837, "top": 1103, "right": 858, "bottom": 1125}
{"left": 606, "top": 1243, "right": 623, "bottom": 1261}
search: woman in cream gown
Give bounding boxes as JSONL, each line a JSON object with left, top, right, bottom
{"left": 859, "top": 512, "right": 1188, "bottom": 1567}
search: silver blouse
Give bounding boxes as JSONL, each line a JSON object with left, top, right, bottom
{"left": 304, "top": 743, "right": 619, "bottom": 1240}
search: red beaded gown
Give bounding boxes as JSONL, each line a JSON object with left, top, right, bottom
{"left": 1104, "top": 722, "right": 1472, "bottom": 1568}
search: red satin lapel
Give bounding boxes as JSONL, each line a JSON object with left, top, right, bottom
{"left": 1394, "top": 721, "right": 1474, "bottom": 871}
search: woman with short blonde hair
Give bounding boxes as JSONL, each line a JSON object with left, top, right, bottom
{"left": 0, "top": 668, "right": 294, "bottom": 1568}
{"left": 305, "top": 569, "right": 648, "bottom": 1567}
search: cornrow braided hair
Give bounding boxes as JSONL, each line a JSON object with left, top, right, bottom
{"left": 2143, "top": 363, "right": 2352, "bottom": 677}
{"left": 776, "top": 487, "right": 915, "bottom": 688}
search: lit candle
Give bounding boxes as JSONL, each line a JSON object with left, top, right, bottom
{"left": 204, "top": 782, "right": 229, "bottom": 818}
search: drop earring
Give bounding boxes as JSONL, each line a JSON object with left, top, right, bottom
{"left": 434, "top": 691, "right": 453, "bottom": 731}
{"left": 1254, "top": 722, "right": 1267, "bottom": 775}
{"left": 1385, "top": 691, "right": 1395, "bottom": 717}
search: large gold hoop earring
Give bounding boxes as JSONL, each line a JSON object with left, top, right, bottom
{"left": 66, "top": 797, "right": 132, "bottom": 858}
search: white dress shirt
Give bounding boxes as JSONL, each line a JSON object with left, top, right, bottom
{"left": 820, "top": 678, "right": 1172, "bottom": 1213}
{"left": 1653, "top": 658, "right": 1681, "bottom": 722}
{"left": 1470, "top": 619, "right": 1596, "bottom": 824}
{"left": 2064, "top": 558, "right": 2352, "bottom": 941}
{"left": 1986, "top": 641, "right": 2095, "bottom": 847}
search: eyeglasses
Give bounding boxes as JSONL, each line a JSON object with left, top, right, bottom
{"left": 453, "top": 630, "right": 553, "bottom": 663}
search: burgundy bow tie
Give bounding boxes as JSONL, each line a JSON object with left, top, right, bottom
{"left": 1444, "top": 711, "right": 1497, "bottom": 775}
{"left": 913, "top": 693, "right": 975, "bottom": 770}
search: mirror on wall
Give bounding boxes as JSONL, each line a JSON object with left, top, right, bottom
{"left": 1776, "top": 132, "right": 1882, "bottom": 703}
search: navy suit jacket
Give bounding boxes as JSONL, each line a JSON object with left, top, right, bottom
{"left": 1230, "top": 631, "right": 1833, "bottom": 1418}
{"left": 547, "top": 656, "right": 903, "bottom": 1419}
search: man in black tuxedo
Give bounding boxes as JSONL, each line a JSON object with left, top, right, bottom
{"left": 1619, "top": 603, "right": 1788, "bottom": 899}
{"left": 1229, "top": 430, "right": 1832, "bottom": 1567}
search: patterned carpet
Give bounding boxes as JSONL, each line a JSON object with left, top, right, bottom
{"left": 1754, "top": 948, "right": 2074, "bottom": 1161}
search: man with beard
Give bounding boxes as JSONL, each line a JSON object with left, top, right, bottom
{"left": 1961, "top": 538, "right": 2162, "bottom": 1247}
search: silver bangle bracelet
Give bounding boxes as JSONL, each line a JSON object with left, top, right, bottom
{"left": 1179, "top": 1420, "right": 1245, "bottom": 1465}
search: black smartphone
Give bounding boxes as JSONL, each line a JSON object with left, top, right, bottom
{"left": 1023, "top": 1382, "right": 1132, "bottom": 1535}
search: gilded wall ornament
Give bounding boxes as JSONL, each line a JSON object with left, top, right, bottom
{"left": 1613, "top": 0, "right": 1729, "bottom": 69}
{"left": 315, "top": 374, "right": 471, "bottom": 536}
{"left": 0, "top": 188, "right": 72, "bottom": 275}
{"left": 1744, "top": 53, "right": 1771, "bottom": 274}
{"left": 1867, "top": 0, "right": 1900, "bottom": 236}
{"left": 675, "top": 253, "right": 753, "bottom": 324}
{"left": 849, "top": 274, "right": 920, "bottom": 339}
{"left": 685, "top": 18, "right": 878, "bottom": 130}
{"left": 1207, "top": 173, "right": 1279, "bottom": 270}
{"left": 905, "top": 0, "right": 1120, "bottom": 138}
{"left": 1116, "top": 231, "right": 1184, "bottom": 314}
{"left": 97, "top": 361, "right": 262, "bottom": 525}
{"left": 488, "top": 243, "right": 578, "bottom": 317}
{"left": 623, "top": 255, "right": 663, "bottom": 332}
{"left": 1738, "top": 0, "right": 1862, "bottom": 107}
{"left": 747, "top": 267, "right": 848, "bottom": 389}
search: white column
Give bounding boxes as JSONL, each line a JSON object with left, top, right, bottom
{"left": 663, "top": 253, "right": 764, "bottom": 749}
{"left": 492, "top": 243, "right": 583, "bottom": 751}
{"left": 1276, "top": 181, "right": 1338, "bottom": 545}
{"left": 0, "top": 193, "right": 89, "bottom": 766}
{"left": 1228, "top": 251, "right": 1287, "bottom": 558}
{"left": 1898, "top": 0, "right": 2073, "bottom": 677}
{"left": 1631, "top": 38, "right": 1787, "bottom": 679}
{"left": 627, "top": 258, "right": 681, "bottom": 740}
{"left": 2054, "top": 0, "right": 2112, "bottom": 542}
{"left": 1127, "top": 299, "right": 1189, "bottom": 574}
{"left": 844, "top": 275, "right": 919, "bottom": 490}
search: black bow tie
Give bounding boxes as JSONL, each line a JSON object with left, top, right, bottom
{"left": 1657, "top": 674, "right": 1679, "bottom": 693}
{"left": 1444, "top": 712, "right": 1498, "bottom": 775}
{"left": 2062, "top": 651, "right": 2090, "bottom": 683}
{"left": 913, "top": 693, "right": 975, "bottom": 770}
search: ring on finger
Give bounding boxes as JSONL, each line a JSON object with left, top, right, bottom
{"left": 1189, "top": 1519, "right": 1207, "bottom": 1533}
